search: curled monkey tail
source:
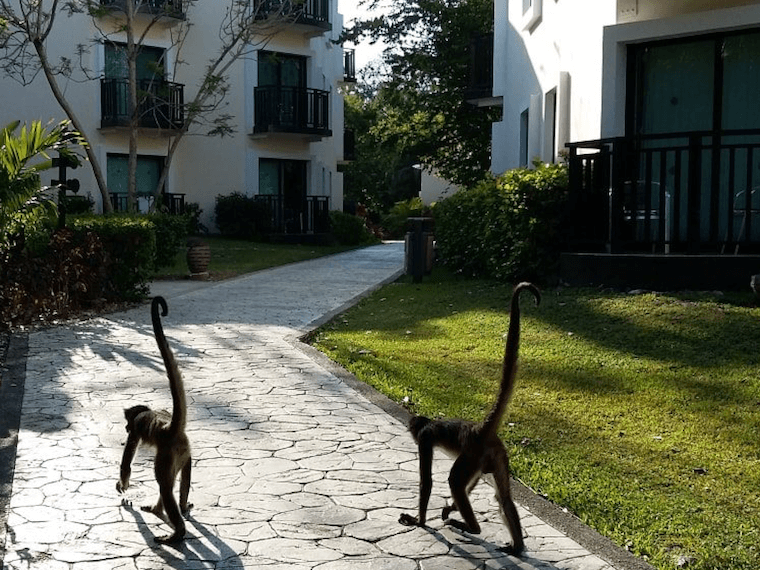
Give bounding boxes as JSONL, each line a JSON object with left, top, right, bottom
{"left": 151, "top": 296, "right": 187, "bottom": 434}
{"left": 481, "top": 282, "right": 540, "bottom": 437}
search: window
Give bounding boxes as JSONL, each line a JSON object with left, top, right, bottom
{"left": 543, "top": 88, "right": 557, "bottom": 163}
{"left": 520, "top": 0, "right": 541, "bottom": 30}
{"left": 107, "top": 154, "right": 164, "bottom": 196}
{"left": 259, "top": 159, "right": 307, "bottom": 203}
{"left": 628, "top": 30, "right": 760, "bottom": 136}
{"left": 258, "top": 51, "right": 306, "bottom": 88}
{"left": 259, "top": 158, "right": 308, "bottom": 233}
{"left": 519, "top": 108, "right": 530, "bottom": 167}
{"left": 104, "top": 43, "right": 166, "bottom": 81}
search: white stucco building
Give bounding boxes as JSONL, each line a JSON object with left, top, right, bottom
{"left": 0, "top": 0, "right": 350, "bottom": 234}
{"left": 488, "top": 0, "right": 760, "bottom": 289}
{"left": 492, "top": 0, "right": 760, "bottom": 171}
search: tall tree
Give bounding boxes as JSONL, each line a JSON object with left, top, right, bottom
{"left": 0, "top": 0, "right": 301, "bottom": 212}
{"left": 343, "top": 0, "right": 497, "bottom": 189}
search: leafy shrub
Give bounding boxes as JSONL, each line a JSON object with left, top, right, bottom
{"left": 381, "top": 197, "right": 427, "bottom": 238}
{"left": 433, "top": 163, "right": 569, "bottom": 282}
{"left": 148, "top": 212, "right": 189, "bottom": 270}
{"left": 183, "top": 202, "right": 205, "bottom": 235}
{"left": 214, "top": 192, "right": 271, "bottom": 239}
{"left": 329, "top": 210, "right": 376, "bottom": 245}
{"left": 0, "top": 227, "right": 110, "bottom": 328}
{"left": 70, "top": 215, "right": 155, "bottom": 300}
{"left": 62, "top": 194, "right": 95, "bottom": 215}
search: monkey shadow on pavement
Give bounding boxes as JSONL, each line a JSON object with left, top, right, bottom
{"left": 121, "top": 502, "right": 241, "bottom": 568}
{"left": 421, "top": 524, "right": 566, "bottom": 570}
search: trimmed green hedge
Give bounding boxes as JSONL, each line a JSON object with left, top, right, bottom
{"left": 147, "top": 212, "right": 190, "bottom": 270}
{"left": 70, "top": 215, "right": 156, "bottom": 300}
{"left": 433, "top": 163, "right": 569, "bottom": 283}
{"left": 329, "top": 210, "right": 376, "bottom": 245}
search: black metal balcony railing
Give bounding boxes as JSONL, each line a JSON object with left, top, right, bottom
{"left": 109, "top": 192, "right": 185, "bottom": 214}
{"left": 99, "top": 0, "right": 185, "bottom": 19}
{"left": 101, "top": 78, "right": 184, "bottom": 130}
{"left": 253, "top": 86, "right": 331, "bottom": 136}
{"left": 254, "top": 0, "right": 330, "bottom": 30}
{"left": 254, "top": 195, "right": 330, "bottom": 234}
{"left": 343, "top": 129, "right": 356, "bottom": 161}
{"left": 163, "top": 192, "right": 185, "bottom": 214}
{"left": 466, "top": 32, "right": 494, "bottom": 101}
{"left": 343, "top": 49, "right": 356, "bottom": 82}
{"left": 566, "top": 129, "right": 760, "bottom": 255}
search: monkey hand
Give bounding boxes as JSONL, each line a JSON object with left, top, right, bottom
{"left": 399, "top": 513, "right": 423, "bottom": 527}
{"left": 116, "top": 479, "right": 129, "bottom": 493}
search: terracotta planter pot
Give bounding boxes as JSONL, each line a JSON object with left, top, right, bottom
{"left": 186, "top": 239, "right": 211, "bottom": 278}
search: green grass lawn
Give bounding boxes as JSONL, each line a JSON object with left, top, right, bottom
{"left": 155, "top": 236, "right": 362, "bottom": 280}
{"left": 311, "top": 269, "right": 760, "bottom": 570}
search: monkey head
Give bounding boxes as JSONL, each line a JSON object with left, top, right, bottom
{"left": 408, "top": 415, "right": 432, "bottom": 443}
{"left": 124, "top": 405, "right": 151, "bottom": 433}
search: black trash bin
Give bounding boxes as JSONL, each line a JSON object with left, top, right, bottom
{"left": 405, "top": 217, "right": 434, "bottom": 283}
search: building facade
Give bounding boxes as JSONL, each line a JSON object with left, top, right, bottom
{"left": 0, "top": 0, "right": 348, "bottom": 234}
{"left": 493, "top": 0, "right": 760, "bottom": 171}
{"left": 490, "top": 0, "right": 760, "bottom": 288}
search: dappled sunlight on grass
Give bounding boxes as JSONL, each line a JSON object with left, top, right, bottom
{"left": 312, "top": 270, "right": 760, "bottom": 569}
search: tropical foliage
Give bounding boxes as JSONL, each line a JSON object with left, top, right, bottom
{"left": 433, "top": 162, "right": 569, "bottom": 283}
{"left": 342, "top": 0, "right": 497, "bottom": 216}
{"left": 0, "top": 120, "right": 80, "bottom": 251}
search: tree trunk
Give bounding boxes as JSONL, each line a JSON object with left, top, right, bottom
{"left": 127, "top": 1, "right": 138, "bottom": 213}
{"left": 32, "top": 40, "right": 113, "bottom": 213}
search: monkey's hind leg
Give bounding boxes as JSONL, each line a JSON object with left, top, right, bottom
{"left": 141, "top": 496, "right": 167, "bottom": 522}
{"left": 445, "top": 455, "right": 482, "bottom": 534}
{"left": 153, "top": 480, "right": 186, "bottom": 544}
{"left": 442, "top": 476, "right": 480, "bottom": 521}
{"left": 179, "top": 457, "right": 193, "bottom": 514}
{"left": 492, "top": 458, "right": 524, "bottom": 555}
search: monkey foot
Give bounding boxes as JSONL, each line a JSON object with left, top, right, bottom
{"left": 154, "top": 532, "right": 184, "bottom": 545}
{"left": 444, "top": 519, "right": 481, "bottom": 534}
{"left": 398, "top": 513, "right": 422, "bottom": 527}
{"left": 498, "top": 543, "right": 525, "bottom": 557}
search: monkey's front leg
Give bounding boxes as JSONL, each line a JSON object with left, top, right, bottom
{"left": 399, "top": 445, "right": 433, "bottom": 527}
{"left": 116, "top": 435, "right": 139, "bottom": 493}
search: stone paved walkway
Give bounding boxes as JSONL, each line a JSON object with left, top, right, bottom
{"left": 1, "top": 243, "right": 649, "bottom": 570}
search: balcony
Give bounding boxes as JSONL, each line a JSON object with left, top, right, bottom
{"left": 254, "top": 195, "right": 330, "bottom": 235}
{"left": 99, "top": 0, "right": 185, "bottom": 21}
{"left": 465, "top": 33, "right": 501, "bottom": 108}
{"left": 343, "top": 129, "right": 356, "bottom": 162}
{"left": 101, "top": 78, "right": 184, "bottom": 132}
{"left": 253, "top": 86, "right": 331, "bottom": 140}
{"left": 254, "top": 0, "right": 331, "bottom": 37}
{"left": 562, "top": 130, "right": 760, "bottom": 290}
{"left": 343, "top": 49, "right": 356, "bottom": 83}
{"left": 109, "top": 192, "right": 185, "bottom": 213}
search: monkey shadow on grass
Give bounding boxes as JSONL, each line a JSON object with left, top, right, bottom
{"left": 419, "top": 524, "right": 564, "bottom": 570}
{"left": 121, "top": 503, "right": 242, "bottom": 568}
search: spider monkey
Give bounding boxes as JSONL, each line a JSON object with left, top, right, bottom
{"left": 399, "top": 282, "right": 540, "bottom": 556}
{"left": 116, "top": 296, "right": 192, "bottom": 544}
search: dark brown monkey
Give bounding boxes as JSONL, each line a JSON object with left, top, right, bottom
{"left": 399, "top": 282, "right": 540, "bottom": 555}
{"left": 116, "top": 296, "right": 192, "bottom": 544}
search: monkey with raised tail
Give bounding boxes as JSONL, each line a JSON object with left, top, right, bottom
{"left": 117, "top": 296, "right": 192, "bottom": 544}
{"left": 399, "top": 282, "right": 541, "bottom": 556}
